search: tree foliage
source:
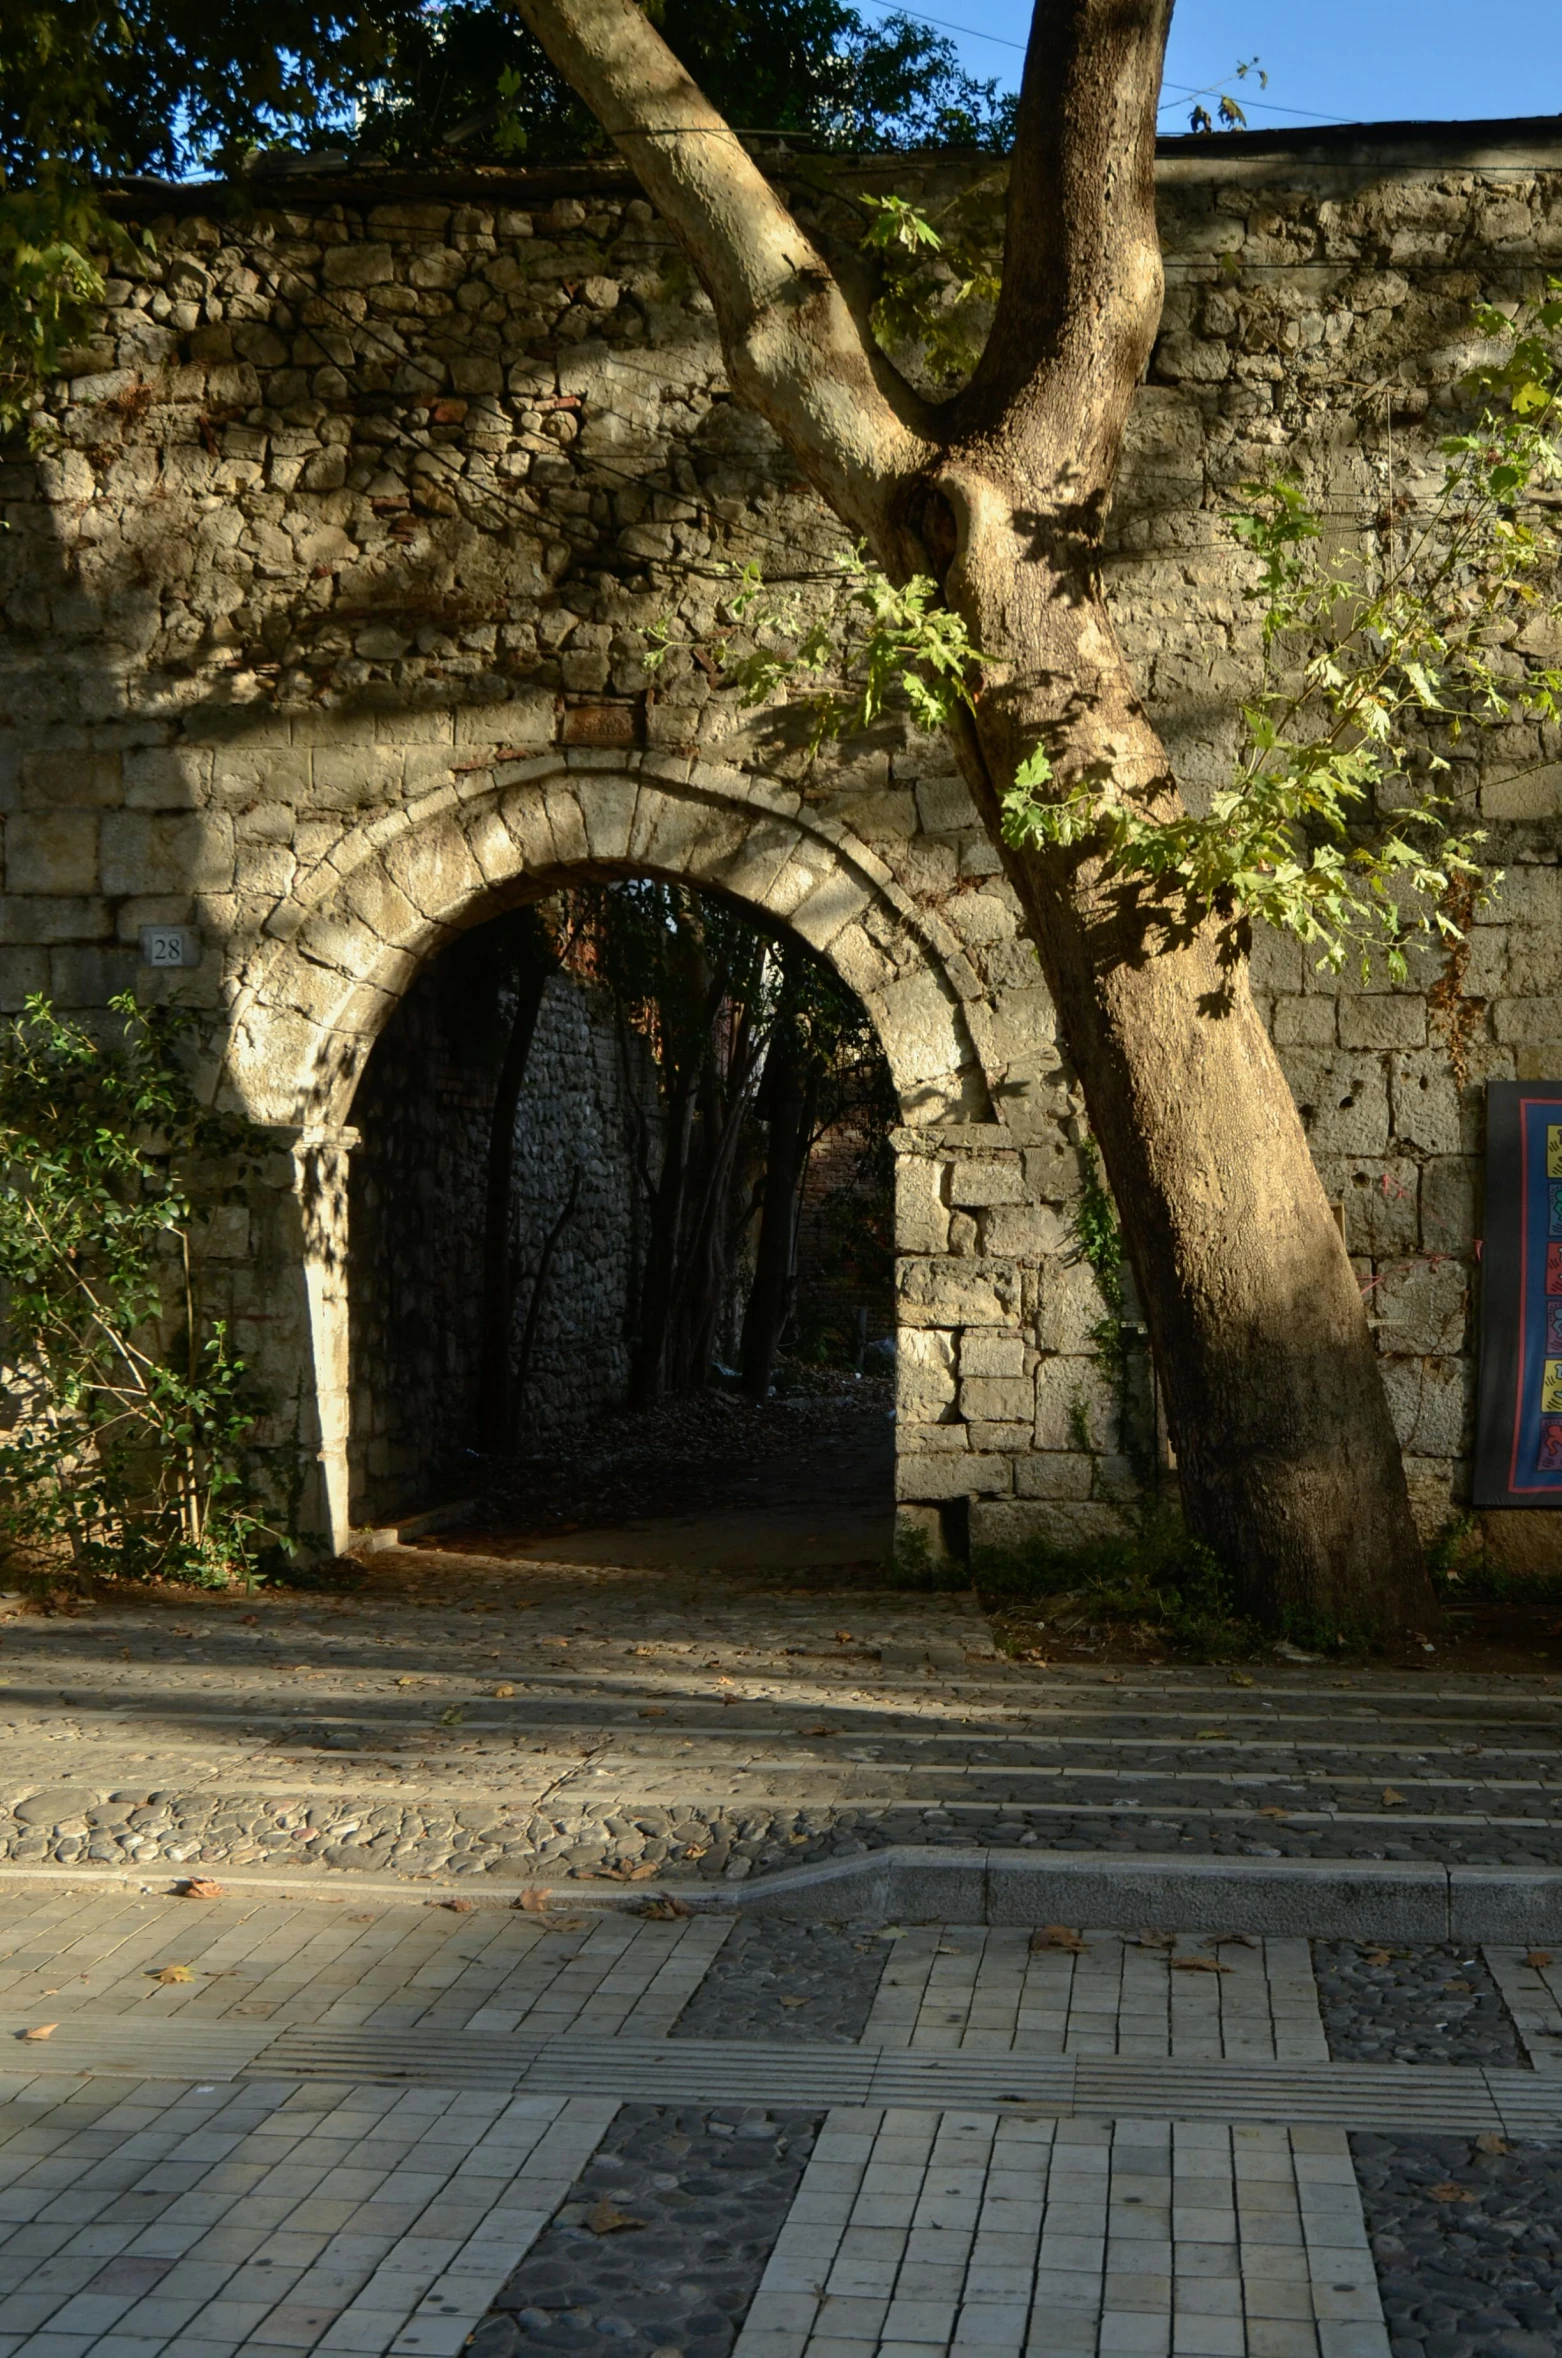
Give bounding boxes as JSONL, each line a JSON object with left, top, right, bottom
{"left": 0, "top": 996, "right": 279, "bottom": 1584}
{"left": 648, "top": 544, "right": 988, "bottom": 742}
{"left": 1000, "top": 291, "right": 1562, "bottom": 980}
{"left": 683, "top": 276, "right": 1560, "bottom": 991}
{"left": 0, "top": 0, "right": 1013, "bottom": 428}
{"left": 354, "top": 0, "right": 1015, "bottom": 165}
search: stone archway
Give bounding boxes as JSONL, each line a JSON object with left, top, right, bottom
{"left": 224, "top": 751, "right": 1000, "bottom": 1548}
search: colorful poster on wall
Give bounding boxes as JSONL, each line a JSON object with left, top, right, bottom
{"left": 1473, "top": 1080, "right": 1562, "bottom": 1506}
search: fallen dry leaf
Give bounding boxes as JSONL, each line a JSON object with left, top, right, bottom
{"left": 1194, "top": 1728, "right": 1230, "bottom": 1740}
{"left": 1429, "top": 2182, "right": 1474, "bottom": 2203}
{"left": 639, "top": 1706, "right": 668, "bottom": 1718}
{"left": 1135, "top": 1929, "right": 1176, "bottom": 1949}
{"left": 1206, "top": 1933, "right": 1258, "bottom": 1949}
{"left": 1443, "top": 1980, "right": 1473, "bottom": 1995}
{"left": 430, "top": 1898, "right": 474, "bottom": 1913}
{"left": 586, "top": 2201, "right": 647, "bottom": 2234}
{"left": 492, "top": 1684, "right": 515, "bottom": 1699}
{"left": 1381, "top": 1787, "right": 1407, "bottom": 1807}
{"left": 640, "top": 1895, "right": 692, "bottom": 1920}
{"left": 154, "top": 1965, "right": 195, "bottom": 1984}
{"left": 1032, "top": 1925, "right": 1087, "bottom": 1953}
{"left": 1173, "top": 1957, "right": 1233, "bottom": 1974}
{"left": 1475, "top": 2133, "right": 1513, "bottom": 2156}
{"left": 1256, "top": 1806, "right": 1290, "bottom": 1820}
{"left": 395, "top": 1675, "right": 418, "bottom": 1687}
{"left": 20, "top": 2023, "right": 57, "bottom": 2041}
{"left": 797, "top": 1725, "right": 834, "bottom": 1737}
{"left": 779, "top": 1994, "right": 812, "bottom": 2008}
{"left": 1525, "top": 1950, "right": 1555, "bottom": 1970}
{"left": 514, "top": 1888, "right": 586, "bottom": 1930}
{"left": 1362, "top": 1949, "right": 1398, "bottom": 1967}
{"left": 1228, "top": 1672, "right": 1254, "bottom": 1687}
{"left": 180, "top": 1877, "right": 224, "bottom": 1900}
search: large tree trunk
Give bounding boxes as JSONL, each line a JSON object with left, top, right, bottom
{"left": 667, "top": 1004, "right": 764, "bottom": 1387}
{"left": 630, "top": 1067, "right": 697, "bottom": 1405}
{"left": 511, "top": 0, "right": 1435, "bottom": 1633}
{"left": 961, "top": 568, "right": 1423, "bottom": 1625}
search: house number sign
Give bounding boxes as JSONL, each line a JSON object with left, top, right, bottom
{"left": 138, "top": 925, "right": 201, "bottom": 970}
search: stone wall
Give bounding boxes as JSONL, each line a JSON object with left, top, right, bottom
{"left": 791, "top": 1121, "right": 896, "bottom": 1362}
{"left": 347, "top": 926, "right": 503, "bottom": 1516}
{"left": 2, "top": 120, "right": 1561, "bottom": 1554}
{"left": 505, "top": 970, "right": 657, "bottom": 1450}
{"left": 348, "top": 929, "right": 656, "bottom": 1522}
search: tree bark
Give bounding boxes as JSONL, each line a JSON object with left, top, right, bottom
{"left": 740, "top": 1011, "right": 813, "bottom": 1399}
{"left": 510, "top": 0, "right": 1434, "bottom": 1632}
{"left": 629, "top": 1063, "right": 698, "bottom": 1405}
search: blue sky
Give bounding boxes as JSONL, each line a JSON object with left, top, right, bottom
{"left": 868, "top": 0, "right": 1562, "bottom": 131}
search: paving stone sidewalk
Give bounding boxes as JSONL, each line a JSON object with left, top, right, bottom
{"left": 5, "top": 1885, "right": 1561, "bottom": 2357}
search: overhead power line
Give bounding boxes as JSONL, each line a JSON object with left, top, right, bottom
{"left": 848, "top": 0, "right": 1352, "bottom": 126}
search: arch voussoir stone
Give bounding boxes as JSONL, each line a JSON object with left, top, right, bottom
{"left": 219, "top": 756, "right": 1080, "bottom": 1554}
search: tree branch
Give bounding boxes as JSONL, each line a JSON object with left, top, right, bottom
{"left": 954, "top": 0, "right": 1171, "bottom": 479}
{"left": 509, "top": 0, "right": 937, "bottom": 543}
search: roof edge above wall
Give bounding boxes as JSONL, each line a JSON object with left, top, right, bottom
{"left": 98, "top": 112, "right": 1562, "bottom": 219}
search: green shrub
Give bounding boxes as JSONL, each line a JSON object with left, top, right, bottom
{"left": 0, "top": 993, "right": 284, "bottom": 1585}
{"left": 974, "top": 1510, "right": 1255, "bottom": 1659}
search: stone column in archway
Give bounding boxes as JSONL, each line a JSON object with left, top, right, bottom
{"left": 292, "top": 1127, "right": 358, "bottom": 1556}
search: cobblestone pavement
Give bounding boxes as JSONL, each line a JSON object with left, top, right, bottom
{"left": 1313, "top": 1950, "right": 1525, "bottom": 2072}
{"left": 670, "top": 1925, "right": 891, "bottom": 2047}
{"left": 2, "top": 1557, "right": 1562, "bottom": 1888}
{"left": 471, "top": 2104, "right": 822, "bottom": 2358}
{"left": 1352, "top": 2132, "right": 1562, "bottom": 2358}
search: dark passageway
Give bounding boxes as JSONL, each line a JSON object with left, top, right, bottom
{"left": 347, "top": 878, "right": 898, "bottom": 1562}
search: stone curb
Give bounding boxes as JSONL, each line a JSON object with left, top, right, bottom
{"left": 728, "top": 1848, "right": 1562, "bottom": 1940}
{"left": 3, "top": 1846, "right": 1559, "bottom": 1935}
{"left": 351, "top": 1497, "right": 479, "bottom": 1553}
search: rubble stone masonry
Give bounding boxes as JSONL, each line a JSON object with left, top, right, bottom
{"left": 2, "top": 120, "right": 1561, "bottom": 1557}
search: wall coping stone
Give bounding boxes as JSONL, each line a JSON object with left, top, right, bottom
{"left": 94, "top": 116, "right": 1562, "bottom": 223}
